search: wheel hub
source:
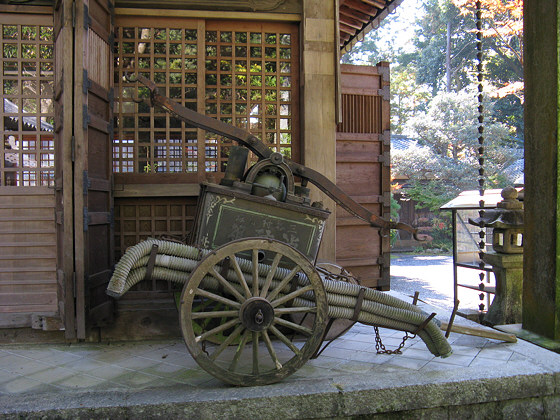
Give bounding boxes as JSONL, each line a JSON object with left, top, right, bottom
{"left": 240, "top": 297, "right": 274, "bottom": 332}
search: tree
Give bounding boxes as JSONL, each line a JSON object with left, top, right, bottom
{"left": 453, "top": 0, "right": 522, "bottom": 77}
{"left": 390, "top": 66, "right": 431, "bottom": 134}
{"left": 453, "top": 0, "right": 523, "bottom": 141}
{"left": 453, "top": 0, "right": 523, "bottom": 97}
{"left": 400, "top": 0, "right": 477, "bottom": 94}
{"left": 393, "top": 88, "right": 517, "bottom": 198}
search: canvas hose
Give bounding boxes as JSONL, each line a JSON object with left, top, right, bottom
{"left": 107, "top": 239, "right": 452, "bottom": 358}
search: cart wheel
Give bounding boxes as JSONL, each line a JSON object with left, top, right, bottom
{"left": 179, "top": 238, "right": 328, "bottom": 386}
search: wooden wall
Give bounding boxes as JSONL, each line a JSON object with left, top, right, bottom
{"left": 0, "top": 188, "right": 57, "bottom": 328}
{"left": 336, "top": 63, "right": 391, "bottom": 289}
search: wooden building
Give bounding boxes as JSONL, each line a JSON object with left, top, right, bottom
{"left": 0, "top": 0, "right": 397, "bottom": 341}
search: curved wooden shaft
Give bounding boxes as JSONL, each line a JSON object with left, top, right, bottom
{"left": 131, "top": 74, "right": 422, "bottom": 239}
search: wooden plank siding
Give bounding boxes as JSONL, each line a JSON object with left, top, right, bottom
{"left": 0, "top": 188, "right": 57, "bottom": 325}
{"left": 336, "top": 63, "right": 391, "bottom": 289}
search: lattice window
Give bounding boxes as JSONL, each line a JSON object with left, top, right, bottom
{"left": 113, "top": 18, "right": 299, "bottom": 178}
{"left": 204, "top": 23, "right": 298, "bottom": 172}
{"left": 1, "top": 20, "right": 54, "bottom": 187}
{"left": 113, "top": 23, "right": 200, "bottom": 175}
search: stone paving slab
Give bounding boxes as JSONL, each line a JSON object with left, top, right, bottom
{"left": 1, "top": 293, "right": 560, "bottom": 419}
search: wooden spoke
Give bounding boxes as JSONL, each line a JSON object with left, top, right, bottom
{"left": 190, "top": 310, "right": 239, "bottom": 319}
{"left": 195, "top": 288, "right": 241, "bottom": 309}
{"left": 209, "top": 266, "right": 246, "bottom": 303}
{"left": 229, "top": 330, "right": 251, "bottom": 372}
{"left": 230, "top": 254, "right": 252, "bottom": 298}
{"left": 266, "top": 265, "right": 301, "bottom": 301}
{"left": 269, "top": 325, "right": 301, "bottom": 355}
{"left": 210, "top": 324, "right": 245, "bottom": 361}
{"left": 192, "top": 300, "right": 224, "bottom": 330}
{"left": 195, "top": 317, "right": 240, "bottom": 343}
{"left": 252, "top": 249, "right": 260, "bottom": 296}
{"left": 252, "top": 331, "right": 260, "bottom": 375}
{"left": 271, "top": 285, "right": 314, "bottom": 308}
{"left": 260, "top": 252, "right": 283, "bottom": 298}
{"left": 262, "top": 330, "right": 282, "bottom": 370}
{"left": 274, "top": 316, "right": 314, "bottom": 336}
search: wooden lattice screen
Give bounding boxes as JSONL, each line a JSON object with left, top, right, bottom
{"left": 112, "top": 17, "right": 299, "bottom": 180}
{"left": 0, "top": 17, "right": 55, "bottom": 187}
{"left": 114, "top": 197, "right": 197, "bottom": 263}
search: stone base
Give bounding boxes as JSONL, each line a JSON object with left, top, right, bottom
{"left": 457, "top": 308, "right": 484, "bottom": 323}
{"left": 482, "top": 252, "right": 523, "bottom": 326}
{"left": 495, "top": 324, "right": 560, "bottom": 353}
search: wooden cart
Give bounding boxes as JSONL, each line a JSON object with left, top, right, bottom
{"left": 107, "top": 76, "right": 513, "bottom": 386}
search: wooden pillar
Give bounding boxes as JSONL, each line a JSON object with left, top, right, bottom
{"left": 522, "top": 0, "right": 560, "bottom": 339}
{"left": 302, "top": 0, "right": 337, "bottom": 261}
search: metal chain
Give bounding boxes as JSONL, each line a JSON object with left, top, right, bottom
{"left": 374, "top": 326, "right": 415, "bottom": 355}
{"left": 475, "top": 0, "right": 487, "bottom": 312}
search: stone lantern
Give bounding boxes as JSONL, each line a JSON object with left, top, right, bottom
{"left": 489, "top": 187, "right": 524, "bottom": 254}
{"left": 470, "top": 187, "right": 524, "bottom": 326}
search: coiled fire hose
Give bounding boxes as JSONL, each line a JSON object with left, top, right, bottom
{"left": 107, "top": 239, "right": 452, "bottom": 358}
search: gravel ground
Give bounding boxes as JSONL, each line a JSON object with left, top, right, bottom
{"left": 390, "top": 253, "right": 489, "bottom": 313}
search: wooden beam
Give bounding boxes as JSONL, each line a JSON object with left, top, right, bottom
{"left": 339, "top": 34, "right": 351, "bottom": 47}
{"left": 340, "top": 6, "right": 371, "bottom": 24}
{"left": 339, "top": 16, "right": 364, "bottom": 30}
{"left": 342, "top": 0, "right": 377, "bottom": 15}
{"left": 361, "top": 0, "right": 386, "bottom": 9}
{"left": 115, "top": 7, "right": 301, "bottom": 21}
{"left": 339, "top": 22, "right": 357, "bottom": 36}
{"left": 0, "top": 5, "right": 53, "bottom": 15}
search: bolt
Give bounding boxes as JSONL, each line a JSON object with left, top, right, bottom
{"left": 255, "top": 309, "right": 264, "bottom": 325}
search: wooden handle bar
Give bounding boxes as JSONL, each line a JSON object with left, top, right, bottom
{"left": 128, "top": 73, "right": 424, "bottom": 239}
{"left": 440, "top": 321, "right": 517, "bottom": 343}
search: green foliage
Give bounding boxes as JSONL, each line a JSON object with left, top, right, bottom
{"left": 343, "top": 0, "right": 524, "bottom": 238}
{"left": 410, "top": 89, "right": 512, "bottom": 160}
{"left": 492, "top": 94, "right": 524, "bottom": 143}
{"left": 392, "top": 88, "right": 519, "bottom": 195}
{"left": 406, "top": 180, "right": 456, "bottom": 212}
{"left": 143, "top": 162, "right": 159, "bottom": 173}
{"left": 343, "top": 0, "right": 524, "bottom": 140}
{"left": 484, "top": 43, "right": 522, "bottom": 85}
{"left": 392, "top": 88, "right": 520, "bottom": 254}
{"left": 390, "top": 66, "right": 431, "bottom": 133}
